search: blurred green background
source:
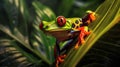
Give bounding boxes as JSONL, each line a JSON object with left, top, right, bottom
{"left": 0, "top": 0, "right": 120, "bottom": 67}
{"left": 37, "top": 0, "right": 104, "bottom": 17}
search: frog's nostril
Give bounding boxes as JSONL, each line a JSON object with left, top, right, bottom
{"left": 57, "top": 16, "right": 66, "bottom": 27}
{"left": 39, "top": 22, "right": 43, "bottom": 30}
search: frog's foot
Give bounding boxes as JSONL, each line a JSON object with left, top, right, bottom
{"left": 58, "top": 54, "right": 66, "bottom": 63}
{"left": 75, "top": 45, "right": 79, "bottom": 49}
{"left": 75, "top": 39, "right": 85, "bottom": 49}
{"left": 81, "top": 40, "right": 85, "bottom": 44}
{"left": 60, "top": 54, "right": 66, "bottom": 59}
{"left": 55, "top": 54, "right": 66, "bottom": 67}
{"left": 75, "top": 42, "right": 79, "bottom": 49}
{"left": 85, "top": 31, "right": 91, "bottom": 36}
{"left": 56, "top": 60, "right": 59, "bottom": 67}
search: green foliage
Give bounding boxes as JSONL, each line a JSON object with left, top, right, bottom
{"left": 0, "top": 0, "right": 120, "bottom": 67}
{"left": 0, "top": 0, "right": 56, "bottom": 66}
{"left": 57, "top": 0, "right": 74, "bottom": 17}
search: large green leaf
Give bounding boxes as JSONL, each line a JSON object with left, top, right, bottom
{"left": 32, "top": 0, "right": 56, "bottom": 21}
{"left": 31, "top": 0, "right": 56, "bottom": 63}
{"left": 0, "top": 39, "right": 33, "bottom": 66}
{"left": 0, "top": 0, "right": 56, "bottom": 66}
{"left": 77, "top": 22, "right": 120, "bottom": 67}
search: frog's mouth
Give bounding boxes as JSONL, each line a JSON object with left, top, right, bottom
{"left": 45, "top": 30, "right": 80, "bottom": 42}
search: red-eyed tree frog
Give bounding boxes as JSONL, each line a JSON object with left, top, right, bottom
{"left": 39, "top": 10, "right": 96, "bottom": 67}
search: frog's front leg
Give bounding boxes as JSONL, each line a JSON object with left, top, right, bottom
{"left": 54, "top": 41, "right": 66, "bottom": 67}
{"left": 75, "top": 26, "right": 91, "bottom": 49}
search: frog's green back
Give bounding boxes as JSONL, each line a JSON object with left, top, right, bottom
{"left": 42, "top": 18, "right": 82, "bottom": 31}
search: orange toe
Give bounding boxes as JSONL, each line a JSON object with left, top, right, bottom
{"left": 60, "top": 54, "right": 66, "bottom": 58}
{"left": 58, "top": 57, "right": 64, "bottom": 63}
{"left": 81, "top": 40, "right": 85, "bottom": 44}
{"left": 56, "top": 60, "right": 59, "bottom": 67}
{"left": 55, "top": 54, "right": 67, "bottom": 67}
{"left": 75, "top": 44, "right": 79, "bottom": 49}
{"left": 75, "top": 42, "right": 80, "bottom": 49}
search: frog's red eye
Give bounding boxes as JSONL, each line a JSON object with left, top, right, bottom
{"left": 56, "top": 16, "right": 66, "bottom": 27}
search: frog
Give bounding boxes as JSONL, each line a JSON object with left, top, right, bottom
{"left": 39, "top": 10, "right": 96, "bottom": 67}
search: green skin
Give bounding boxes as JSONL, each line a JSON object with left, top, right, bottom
{"left": 41, "top": 17, "right": 89, "bottom": 49}
{"left": 42, "top": 18, "right": 83, "bottom": 31}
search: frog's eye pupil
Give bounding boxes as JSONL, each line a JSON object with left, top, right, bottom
{"left": 57, "top": 16, "right": 66, "bottom": 27}
{"left": 60, "top": 19, "right": 63, "bottom": 23}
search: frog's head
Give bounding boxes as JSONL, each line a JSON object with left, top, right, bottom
{"left": 39, "top": 10, "right": 96, "bottom": 31}
{"left": 39, "top": 16, "right": 74, "bottom": 31}
{"left": 39, "top": 16, "right": 81, "bottom": 41}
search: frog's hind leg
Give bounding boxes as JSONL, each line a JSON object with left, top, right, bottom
{"left": 54, "top": 41, "right": 66, "bottom": 67}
